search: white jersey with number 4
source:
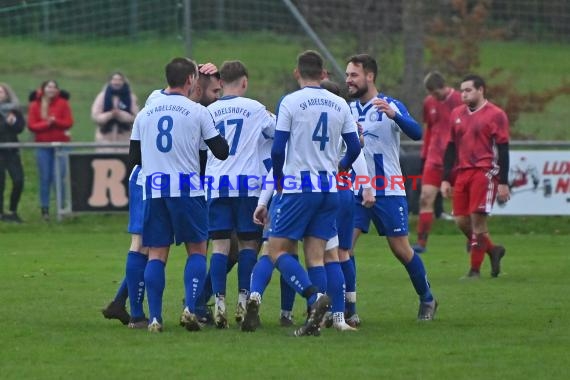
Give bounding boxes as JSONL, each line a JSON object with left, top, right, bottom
{"left": 131, "top": 92, "right": 218, "bottom": 199}
{"left": 206, "top": 95, "right": 275, "bottom": 198}
{"left": 277, "top": 86, "right": 356, "bottom": 194}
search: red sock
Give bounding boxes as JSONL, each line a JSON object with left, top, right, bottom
{"left": 417, "top": 212, "right": 434, "bottom": 247}
{"left": 470, "top": 233, "right": 486, "bottom": 271}
{"left": 482, "top": 234, "right": 495, "bottom": 254}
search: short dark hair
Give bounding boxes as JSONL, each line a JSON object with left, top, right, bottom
{"left": 165, "top": 57, "right": 197, "bottom": 88}
{"left": 462, "top": 74, "right": 486, "bottom": 91}
{"left": 320, "top": 79, "right": 341, "bottom": 96}
{"left": 347, "top": 54, "right": 378, "bottom": 82}
{"left": 297, "top": 50, "right": 324, "bottom": 80}
{"left": 424, "top": 71, "right": 446, "bottom": 91}
{"left": 220, "top": 60, "right": 248, "bottom": 84}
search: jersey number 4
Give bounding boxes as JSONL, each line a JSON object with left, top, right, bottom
{"left": 312, "top": 112, "right": 329, "bottom": 151}
{"left": 215, "top": 118, "right": 243, "bottom": 155}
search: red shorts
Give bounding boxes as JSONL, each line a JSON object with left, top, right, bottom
{"left": 421, "top": 164, "right": 443, "bottom": 187}
{"left": 452, "top": 168, "right": 498, "bottom": 216}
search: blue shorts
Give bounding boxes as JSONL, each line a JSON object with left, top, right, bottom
{"left": 143, "top": 196, "right": 208, "bottom": 247}
{"left": 354, "top": 195, "right": 409, "bottom": 237}
{"left": 269, "top": 192, "right": 338, "bottom": 241}
{"left": 208, "top": 197, "right": 262, "bottom": 237}
{"left": 127, "top": 174, "right": 144, "bottom": 235}
{"left": 337, "top": 188, "right": 355, "bottom": 250}
{"left": 262, "top": 199, "right": 276, "bottom": 241}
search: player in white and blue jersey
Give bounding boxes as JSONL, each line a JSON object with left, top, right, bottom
{"left": 101, "top": 63, "right": 223, "bottom": 329}
{"left": 321, "top": 80, "right": 374, "bottom": 330}
{"left": 204, "top": 60, "right": 276, "bottom": 328}
{"left": 242, "top": 100, "right": 301, "bottom": 328}
{"left": 345, "top": 54, "right": 437, "bottom": 320}
{"left": 246, "top": 165, "right": 359, "bottom": 332}
{"left": 101, "top": 164, "right": 150, "bottom": 329}
{"left": 241, "top": 50, "right": 361, "bottom": 336}
{"left": 129, "top": 57, "right": 229, "bottom": 332}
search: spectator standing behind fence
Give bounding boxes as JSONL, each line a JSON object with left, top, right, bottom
{"left": 91, "top": 72, "right": 139, "bottom": 152}
{"left": 28, "top": 80, "right": 74, "bottom": 221}
{"left": 0, "top": 83, "right": 25, "bottom": 223}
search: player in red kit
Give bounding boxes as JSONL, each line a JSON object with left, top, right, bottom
{"left": 441, "top": 74, "right": 510, "bottom": 278}
{"left": 413, "top": 72, "right": 462, "bottom": 254}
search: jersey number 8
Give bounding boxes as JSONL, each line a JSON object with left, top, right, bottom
{"left": 156, "top": 115, "right": 174, "bottom": 153}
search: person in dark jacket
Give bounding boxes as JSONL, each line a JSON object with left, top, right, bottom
{"left": 28, "top": 80, "right": 74, "bottom": 220}
{"left": 0, "top": 83, "right": 25, "bottom": 223}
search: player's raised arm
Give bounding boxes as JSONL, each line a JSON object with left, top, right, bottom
{"left": 372, "top": 97, "right": 422, "bottom": 140}
{"left": 204, "top": 134, "right": 229, "bottom": 160}
{"left": 201, "top": 107, "right": 229, "bottom": 160}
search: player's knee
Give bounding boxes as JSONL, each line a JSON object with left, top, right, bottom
{"left": 338, "top": 248, "right": 351, "bottom": 261}
{"left": 237, "top": 231, "right": 262, "bottom": 242}
{"left": 129, "top": 234, "right": 145, "bottom": 252}
{"left": 210, "top": 230, "right": 232, "bottom": 240}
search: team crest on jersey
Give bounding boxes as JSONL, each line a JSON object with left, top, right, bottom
{"left": 369, "top": 111, "right": 380, "bottom": 122}
{"left": 430, "top": 108, "right": 437, "bottom": 114}
{"left": 455, "top": 117, "right": 461, "bottom": 124}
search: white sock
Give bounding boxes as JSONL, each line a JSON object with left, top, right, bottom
{"left": 238, "top": 290, "right": 248, "bottom": 306}
{"left": 249, "top": 292, "right": 262, "bottom": 303}
{"left": 215, "top": 295, "right": 226, "bottom": 311}
{"left": 281, "top": 310, "right": 292, "bottom": 319}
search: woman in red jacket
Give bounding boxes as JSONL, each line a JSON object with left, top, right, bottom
{"left": 28, "top": 80, "right": 73, "bottom": 220}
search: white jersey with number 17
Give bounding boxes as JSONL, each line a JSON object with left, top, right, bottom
{"left": 206, "top": 95, "right": 276, "bottom": 198}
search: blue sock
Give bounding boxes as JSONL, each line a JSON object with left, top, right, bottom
{"left": 113, "top": 278, "right": 128, "bottom": 304}
{"left": 404, "top": 253, "right": 434, "bottom": 302}
{"left": 307, "top": 266, "right": 326, "bottom": 312}
{"left": 280, "top": 254, "right": 298, "bottom": 311}
{"left": 144, "top": 259, "right": 166, "bottom": 323}
{"left": 340, "top": 259, "right": 356, "bottom": 292}
{"left": 195, "top": 270, "right": 212, "bottom": 317}
{"left": 196, "top": 256, "right": 235, "bottom": 316}
{"left": 275, "top": 254, "right": 317, "bottom": 305}
{"left": 125, "top": 251, "right": 148, "bottom": 319}
{"left": 341, "top": 259, "right": 357, "bottom": 314}
{"left": 184, "top": 254, "right": 207, "bottom": 313}
{"left": 238, "top": 248, "right": 257, "bottom": 292}
{"left": 210, "top": 253, "right": 228, "bottom": 296}
{"left": 227, "top": 255, "right": 238, "bottom": 273}
{"left": 325, "top": 262, "right": 346, "bottom": 313}
{"left": 308, "top": 266, "right": 327, "bottom": 293}
{"left": 350, "top": 255, "right": 356, "bottom": 272}
{"left": 250, "top": 255, "right": 274, "bottom": 295}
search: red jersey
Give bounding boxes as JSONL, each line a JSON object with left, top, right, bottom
{"left": 421, "top": 89, "right": 462, "bottom": 167}
{"left": 449, "top": 101, "right": 510, "bottom": 172}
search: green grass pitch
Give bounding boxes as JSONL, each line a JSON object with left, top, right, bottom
{"left": 1, "top": 216, "right": 568, "bottom": 379}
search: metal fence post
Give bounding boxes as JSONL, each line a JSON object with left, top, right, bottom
{"left": 183, "top": 0, "right": 192, "bottom": 58}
